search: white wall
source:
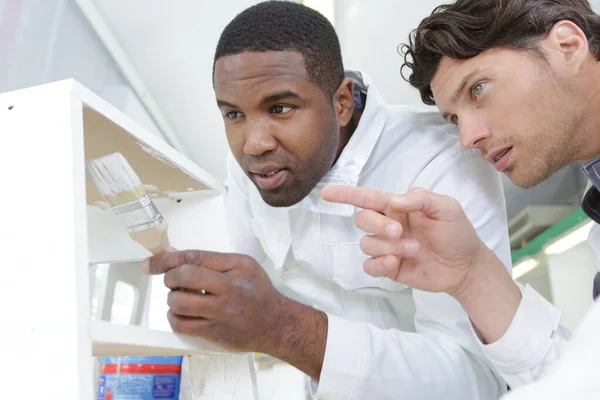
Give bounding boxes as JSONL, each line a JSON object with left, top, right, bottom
{"left": 516, "top": 257, "right": 554, "bottom": 303}
{"left": 0, "top": 0, "right": 163, "bottom": 138}
{"left": 547, "top": 242, "right": 598, "bottom": 330}
{"left": 335, "top": 0, "right": 443, "bottom": 107}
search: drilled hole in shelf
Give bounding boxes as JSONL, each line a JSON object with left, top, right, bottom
{"left": 176, "top": 199, "right": 182, "bottom": 203}
{"left": 8, "top": 105, "right": 14, "bottom": 110}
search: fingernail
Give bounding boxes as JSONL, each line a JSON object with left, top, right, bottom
{"left": 404, "top": 241, "right": 420, "bottom": 256}
{"left": 141, "top": 259, "right": 150, "bottom": 274}
{"left": 386, "top": 223, "right": 401, "bottom": 238}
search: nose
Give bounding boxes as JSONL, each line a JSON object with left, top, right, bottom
{"left": 459, "top": 115, "right": 491, "bottom": 149}
{"left": 243, "top": 119, "right": 277, "bottom": 156}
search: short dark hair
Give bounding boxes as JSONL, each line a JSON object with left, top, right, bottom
{"left": 213, "top": 1, "right": 344, "bottom": 99}
{"left": 401, "top": 0, "right": 600, "bottom": 105}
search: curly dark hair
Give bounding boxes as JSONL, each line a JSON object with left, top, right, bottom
{"left": 401, "top": 0, "right": 600, "bottom": 105}
{"left": 213, "top": 1, "right": 344, "bottom": 99}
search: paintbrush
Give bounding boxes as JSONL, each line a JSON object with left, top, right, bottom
{"left": 86, "top": 152, "right": 175, "bottom": 255}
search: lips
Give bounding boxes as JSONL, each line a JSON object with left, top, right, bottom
{"left": 256, "top": 169, "right": 282, "bottom": 177}
{"left": 248, "top": 165, "right": 290, "bottom": 190}
{"left": 249, "top": 164, "right": 284, "bottom": 175}
{"left": 486, "top": 147, "right": 513, "bottom": 172}
{"left": 494, "top": 148, "right": 510, "bottom": 162}
{"left": 253, "top": 169, "right": 289, "bottom": 190}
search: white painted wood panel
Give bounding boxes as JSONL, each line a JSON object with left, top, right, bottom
{"left": 0, "top": 80, "right": 94, "bottom": 400}
{"left": 91, "top": 320, "right": 227, "bottom": 356}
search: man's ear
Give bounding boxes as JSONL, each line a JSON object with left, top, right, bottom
{"left": 333, "top": 78, "right": 355, "bottom": 127}
{"left": 544, "top": 20, "right": 589, "bottom": 74}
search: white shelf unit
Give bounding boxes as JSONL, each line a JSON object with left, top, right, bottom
{"left": 0, "top": 80, "right": 257, "bottom": 399}
{"left": 91, "top": 320, "right": 226, "bottom": 357}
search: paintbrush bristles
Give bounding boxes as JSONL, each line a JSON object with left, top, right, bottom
{"left": 87, "top": 152, "right": 147, "bottom": 207}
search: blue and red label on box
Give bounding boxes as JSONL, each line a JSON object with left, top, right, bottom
{"left": 97, "top": 356, "right": 183, "bottom": 400}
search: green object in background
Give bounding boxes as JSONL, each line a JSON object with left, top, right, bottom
{"left": 512, "top": 208, "right": 590, "bottom": 264}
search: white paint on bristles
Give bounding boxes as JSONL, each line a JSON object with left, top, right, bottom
{"left": 87, "top": 152, "right": 142, "bottom": 198}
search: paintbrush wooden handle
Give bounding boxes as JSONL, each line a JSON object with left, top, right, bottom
{"left": 130, "top": 219, "right": 177, "bottom": 255}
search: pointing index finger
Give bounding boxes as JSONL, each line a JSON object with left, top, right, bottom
{"left": 321, "top": 185, "right": 393, "bottom": 213}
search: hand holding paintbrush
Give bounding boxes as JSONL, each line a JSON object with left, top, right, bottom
{"left": 87, "top": 155, "right": 326, "bottom": 374}
{"left": 86, "top": 152, "right": 176, "bottom": 255}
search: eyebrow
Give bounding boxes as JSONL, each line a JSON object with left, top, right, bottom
{"left": 440, "top": 69, "right": 481, "bottom": 121}
{"left": 216, "top": 90, "right": 302, "bottom": 110}
{"left": 216, "top": 99, "right": 239, "bottom": 109}
{"left": 452, "top": 69, "right": 480, "bottom": 102}
{"left": 259, "top": 91, "right": 301, "bottom": 106}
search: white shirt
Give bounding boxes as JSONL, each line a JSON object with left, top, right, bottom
{"left": 224, "top": 70, "right": 511, "bottom": 399}
{"left": 500, "top": 298, "right": 600, "bottom": 399}
{"left": 474, "top": 283, "right": 571, "bottom": 387}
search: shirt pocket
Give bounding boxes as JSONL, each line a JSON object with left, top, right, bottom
{"left": 324, "top": 241, "right": 408, "bottom": 293}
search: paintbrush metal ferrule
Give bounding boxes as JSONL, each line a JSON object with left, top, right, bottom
{"left": 111, "top": 194, "right": 164, "bottom": 233}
